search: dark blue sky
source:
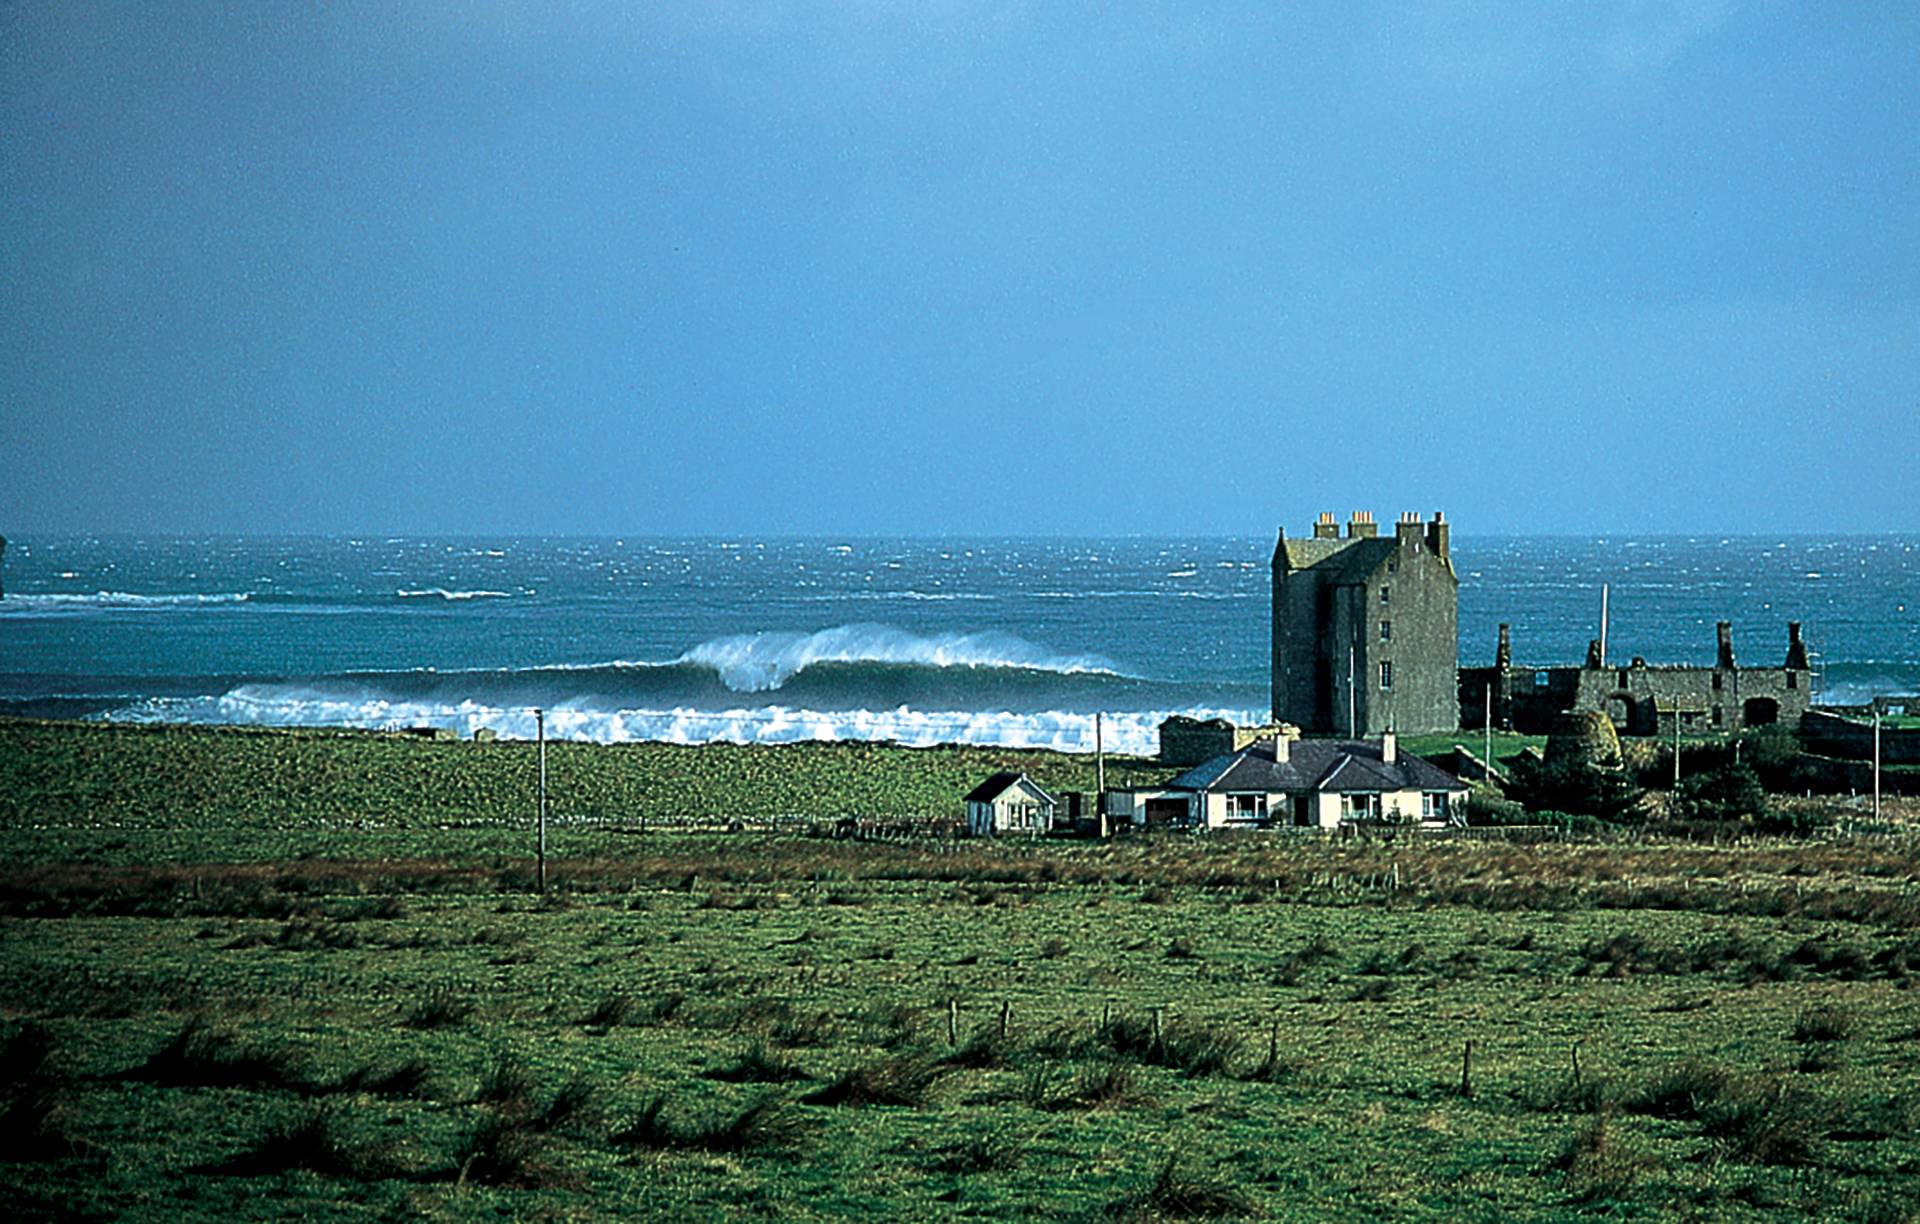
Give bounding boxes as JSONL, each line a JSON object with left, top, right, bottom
{"left": 3, "top": 3, "right": 1915, "bottom": 536}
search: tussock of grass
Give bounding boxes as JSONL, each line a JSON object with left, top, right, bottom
{"left": 1700, "top": 1081, "right": 1832, "bottom": 1167}
{"left": 120, "top": 1019, "right": 308, "bottom": 1091}
{"left": 704, "top": 1042, "right": 811, "bottom": 1084}
{"left": 1623, "top": 1059, "right": 1739, "bottom": 1121}
{"left": 1792, "top": 1003, "right": 1857, "bottom": 1043}
{"left": 475, "top": 1050, "right": 537, "bottom": 1114}
{"left": 210, "top": 1104, "right": 405, "bottom": 1180}
{"left": 1552, "top": 1114, "right": 1656, "bottom": 1202}
{"left": 943, "top": 1027, "right": 1012, "bottom": 1071}
{"left": 1108, "top": 1155, "right": 1255, "bottom": 1219}
{"left": 611, "top": 1094, "right": 812, "bottom": 1155}
{"left": 1095, "top": 1013, "right": 1244, "bottom": 1077}
{"left": 332, "top": 1057, "right": 433, "bottom": 1099}
{"left": 534, "top": 1074, "right": 605, "bottom": 1135}
{"left": 802, "top": 1053, "right": 941, "bottom": 1108}
{"left": 403, "top": 985, "right": 475, "bottom": 1030}
{"left": 452, "top": 1115, "right": 579, "bottom": 1190}
{"left": 579, "top": 993, "right": 638, "bottom": 1029}
{"left": 926, "top": 1130, "right": 1023, "bottom": 1174}
{"left": 1069, "top": 1061, "right": 1154, "bottom": 1111}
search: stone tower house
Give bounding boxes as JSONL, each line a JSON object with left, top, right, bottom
{"left": 1271, "top": 511, "right": 1458, "bottom": 736}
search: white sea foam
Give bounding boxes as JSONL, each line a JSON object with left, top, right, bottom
{"left": 395, "top": 588, "right": 513, "bottom": 600}
{"left": 675, "top": 623, "right": 1123, "bottom": 692}
{"left": 0, "top": 591, "right": 251, "bottom": 614}
{"left": 106, "top": 690, "right": 1261, "bottom": 754}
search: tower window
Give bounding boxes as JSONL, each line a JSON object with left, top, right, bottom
{"left": 1379, "top": 661, "right": 1393, "bottom": 690}
{"left": 1380, "top": 620, "right": 1391, "bottom": 642}
{"left": 1788, "top": 672, "right": 1798, "bottom": 690}
{"left": 1380, "top": 585, "right": 1390, "bottom": 605}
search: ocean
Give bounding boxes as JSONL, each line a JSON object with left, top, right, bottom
{"left": 1, "top": 535, "right": 1915, "bottom": 755}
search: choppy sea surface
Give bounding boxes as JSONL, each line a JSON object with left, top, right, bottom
{"left": 1, "top": 536, "right": 1914, "bottom": 754}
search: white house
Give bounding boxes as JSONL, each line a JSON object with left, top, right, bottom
{"left": 964, "top": 772, "right": 1058, "bottom": 837}
{"left": 1110, "top": 732, "right": 1468, "bottom": 831}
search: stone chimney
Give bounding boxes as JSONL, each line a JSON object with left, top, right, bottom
{"left": 1716, "top": 621, "right": 1736, "bottom": 669}
{"left": 1425, "top": 511, "right": 1449, "bottom": 560}
{"left": 1346, "top": 511, "right": 1377, "bottom": 539}
{"left": 1380, "top": 731, "right": 1396, "bottom": 764}
{"left": 1496, "top": 623, "right": 1512, "bottom": 669}
{"left": 1270, "top": 727, "right": 1297, "bottom": 764}
{"left": 1313, "top": 512, "right": 1339, "bottom": 540}
{"left": 1785, "top": 622, "right": 1810, "bottom": 670}
{"left": 1394, "top": 511, "right": 1424, "bottom": 550}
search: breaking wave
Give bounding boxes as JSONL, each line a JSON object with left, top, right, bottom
{"left": 673, "top": 624, "right": 1121, "bottom": 692}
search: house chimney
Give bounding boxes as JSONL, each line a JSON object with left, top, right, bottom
{"left": 1495, "top": 623, "right": 1512, "bottom": 669}
{"left": 1270, "top": 733, "right": 1290, "bottom": 764}
{"left": 1395, "top": 512, "right": 1424, "bottom": 550}
{"left": 1716, "top": 621, "right": 1736, "bottom": 669}
{"left": 1425, "top": 512, "right": 1449, "bottom": 560}
{"left": 1346, "top": 511, "right": 1377, "bottom": 539}
{"left": 1785, "top": 622, "right": 1810, "bottom": 670}
{"left": 1313, "top": 512, "right": 1339, "bottom": 540}
{"left": 1380, "top": 731, "right": 1396, "bottom": 764}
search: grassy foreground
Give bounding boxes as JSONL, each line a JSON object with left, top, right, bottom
{"left": 2, "top": 721, "right": 1918, "bottom": 1221}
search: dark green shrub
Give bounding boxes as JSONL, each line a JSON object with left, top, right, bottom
{"left": 1674, "top": 764, "right": 1770, "bottom": 823}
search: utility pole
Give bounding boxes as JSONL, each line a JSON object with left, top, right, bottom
{"left": 1095, "top": 712, "right": 1105, "bottom": 795}
{"left": 535, "top": 708, "right": 548, "bottom": 894}
{"left": 1873, "top": 711, "right": 1882, "bottom": 823}
{"left": 1673, "top": 712, "right": 1681, "bottom": 790}
{"left": 1598, "top": 583, "right": 1609, "bottom": 669}
{"left": 1484, "top": 684, "right": 1493, "bottom": 781}
{"left": 1348, "top": 645, "right": 1357, "bottom": 740}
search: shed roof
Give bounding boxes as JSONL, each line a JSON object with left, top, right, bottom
{"left": 964, "top": 772, "right": 1056, "bottom": 805}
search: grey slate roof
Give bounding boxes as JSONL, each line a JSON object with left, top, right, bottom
{"left": 964, "top": 772, "right": 1056, "bottom": 805}
{"left": 1277, "top": 537, "right": 1400, "bottom": 584}
{"left": 1160, "top": 739, "right": 1466, "bottom": 796}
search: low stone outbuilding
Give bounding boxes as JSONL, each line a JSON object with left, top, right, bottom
{"left": 964, "top": 772, "right": 1058, "bottom": 837}
{"left": 1112, "top": 733, "right": 1468, "bottom": 831}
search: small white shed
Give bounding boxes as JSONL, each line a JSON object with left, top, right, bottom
{"left": 964, "top": 772, "right": 1058, "bottom": 837}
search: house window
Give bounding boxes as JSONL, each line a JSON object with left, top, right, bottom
{"left": 1380, "top": 585, "right": 1390, "bottom": 605}
{"left": 1380, "top": 620, "right": 1392, "bottom": 643}
{"left": 1422, "top": 793, "right": 1448, "bottom": 822}
{"left": 1379, "top": 661, "right": 1393, "bottom": 690}
{"left": 1341, "top": 793, "right": 1379, "bottom": 821}
{"left": 1227, "top": 794, "right": 1262, "bottom": 822}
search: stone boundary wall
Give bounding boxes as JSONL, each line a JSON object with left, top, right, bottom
{"left": 1801, "top": 710, "right": 1920, "bottom": 765}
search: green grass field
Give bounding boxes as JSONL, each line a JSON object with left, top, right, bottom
{"left": 3, "top": 721, "right": 1917, "bottom": 1220}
